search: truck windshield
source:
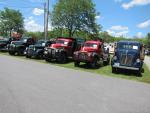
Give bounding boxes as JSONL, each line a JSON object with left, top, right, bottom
{"left": 84, "top": 43, "right": 98, "bottom": 48}
{"left": 36, "top": 40, "right": 46, "bottom": 46}
{"left": 118, "top": 43, "right": 139, "bottom": 50}
{"left": 11, "top": 41, "right": 24, "bottom": 45}
{"left": 20, "top": 38, "right": 28, "bottom": 42}
{"left": 56, "top": 40, "right": 68, "bottom": 45}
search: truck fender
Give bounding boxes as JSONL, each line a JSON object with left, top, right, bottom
{"left": 36, "top": 49, "right": 43, "bottom": 53}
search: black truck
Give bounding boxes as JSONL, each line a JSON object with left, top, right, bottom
{"left": 0, "top": 39, "right": 10, "bottom": 52}
{"left": 111, "top": 41, "right": 145, "bottom": 76}
{"left": 25, "top": 39, "right": 54, "bottom": 59}
{"left": 8, "top": 37, "right": 35, "bottom": 55}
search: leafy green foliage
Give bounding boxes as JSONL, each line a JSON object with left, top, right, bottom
{"left": 51, "top": 0, "right": 101, "bottom": 37}
{"left": 0, "top": 8, "right": 24, "bottom": 37}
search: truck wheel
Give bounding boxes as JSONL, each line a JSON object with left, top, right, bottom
{"left": 74, "top": 61, "right": 80, "bottom": 67}
{"left": 91, "top": 57, "right": 98, "bottom": 68}
{"left": 38, "top": 52, "right": 43, "bottom": 59}
{"left": 45, "top": 58, "right": 51, "bottom": 62}
{"left": 57, "top": 53, "right": 67, "bottom": 63}
{"left": 9, "top": 51, "right": 15, "bottom": 55}
{"left": 136, "top": 69, "right": 142, "bottom": 77}
{"left": 112, "top": 67, "right": 116, "bottom": 73}
{"left": 103, "top": 58, "right": 110, "bottom": 66}
{"left": 26, "top": 54, "right": 31, "bottom": 58}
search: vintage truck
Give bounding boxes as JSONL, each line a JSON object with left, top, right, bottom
{"left": 111, "top": 41, "right": 145, "bottom": 76}
{"left": 0, "top": 37, "right": 20, "bottom": 52}
{"left": 0, "top": 39, "right": 10, "bottom": 51}
{"left": 8, "top": 37, "right": 35, "bottom": 55}
{"left": 73, "top": 40, "right": 110, "bottom": 68}
{"left": 25, "top": 39, "right": 54, "bottom": 59}
{"left": 44, "top": 37, "right": 84, "bottom": 63}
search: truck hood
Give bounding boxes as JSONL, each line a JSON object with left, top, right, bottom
{"left": 116, "top": 49, "right": 139, "bottom": 61}
{"left": 50, "top": 44, "right": 65, "bottom": 49}
{"left": 29, "top": 44, "right": 44, "bottom": 49}
{"left": 80, "top": 47, "right": 96, "bottom": 52}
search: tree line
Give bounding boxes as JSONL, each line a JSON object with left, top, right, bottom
{"left": 0, "top": 0, "right": 149, "bottom": 46}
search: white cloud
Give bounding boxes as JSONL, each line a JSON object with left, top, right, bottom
{"left": 24, "top": 16, "right": 44, "bottom": 32}
{"left": 107, "top": 25, "right": 129, "bottom": 37}
{"left": 135, "top": 32, "right": 143, "bottom": 38}
{"left": 110, "top": 25, "right": 128, "bottom": 31}
{"left": 33, "top": 8, "right": 44, "bottom": 16}
{"left": 95, "top": 15, "right": 101, "bottom": 19}
{"left": 137, "top": 19, "right": 150, "bottom": 28}
{"left": 122, "top": 0, "right": 150, "bottom": 9}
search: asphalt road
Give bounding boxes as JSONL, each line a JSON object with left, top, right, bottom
{"left": 0, "top": 55, "right": 150, "bottom": 113}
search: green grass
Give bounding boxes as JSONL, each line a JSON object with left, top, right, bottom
{"left": 1, "top": 52, "right": 150, "bottom": 83}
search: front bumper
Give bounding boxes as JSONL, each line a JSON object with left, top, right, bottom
{"left": 112, "top": 63, "right": 139, "bottom": 70}
{"left": 44, "top": 50, "right": 60, "bottom": 59}
{"left": 27, "top": 49, "right": 38, "bottom": 57}
{"left": 74, "top": 54, "right": 93, "bottom": 63}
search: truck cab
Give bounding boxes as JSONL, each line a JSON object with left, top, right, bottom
{"left": 8, "top": 37, "right": 35, "bottom": 55}
{"left": 44, "top": 37, "right": 78, "bottom": 63}
{"left": 74, "top": 40, "right": 110, "bottom": 68}
{"left": 25, "top": 39, "right": 53, "bottom": 59}
{"left": 111, "top": 41, "right": 145, "bottom": 76}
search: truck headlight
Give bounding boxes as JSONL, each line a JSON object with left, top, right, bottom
{"left": 44, "top": 51, "right": 48, "bottom": 54}
{"left": 45, "top": 48, "right": 48, "bottom": 51}
{"left": 13, "top": 44, "right": 16, "bottom": 47}
{"left": 136, "top": 59, "right": 141, "bottom": 63}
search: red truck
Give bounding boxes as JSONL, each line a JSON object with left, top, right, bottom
{"left": 44, "top": 37, "right": 85, "bottom": 63}
{"left": 73, "top": 40, "right": 110, "bottom": 68}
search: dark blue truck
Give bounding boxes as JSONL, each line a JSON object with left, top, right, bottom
{"left": 111, "top": 41, "right": 145, "bottom": 76}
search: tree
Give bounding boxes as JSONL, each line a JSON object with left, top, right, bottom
{"left": 0, "top": 8, "right": 24, "bottom": 37}
{"left": 51, "top": 0, "right": 101, "bottom": 37}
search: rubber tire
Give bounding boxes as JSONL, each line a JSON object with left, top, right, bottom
{"left": 112, "top": 67, "right": 117, "bottom": 73}
{"left": 91, "top": 58, "right": 98, "bottom": 68}
{"left": 45, "top": 58, "right": 51, "bottom": 62}
{"left": 38, "top": 52, "right": 43, "bottom": 59}
{"left": 9, "top": 51, "right": 15, "bottom": 55}
{"left": 26, "top": 54, "right": 31, "bottom": 58}
{"left": 136, "top": 69, "right": 142, "bottom": 77}
{"left": 74, "top": 61, "right": 80, "bottom": 67}
{"left": 57, "top": 53, "right": 67, "bottom": 63}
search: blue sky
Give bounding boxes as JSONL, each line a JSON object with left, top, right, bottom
{"left": 0, "top": 0, "right": 150, "bottom": 38}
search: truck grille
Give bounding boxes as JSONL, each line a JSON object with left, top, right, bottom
{"left": 120, "top": 54, "right": 133, "bottom": 66}
{"left": 10, "top": 46, "right": 14, "bottom": 50}
{"left": 48, "top": 49, "right": 55, "bottom": 57}
{"left": 28, "top": 49, "right": 34, "bottom": 53}
{"left": 79, "top": 53, "right": 88, "bottom": 60}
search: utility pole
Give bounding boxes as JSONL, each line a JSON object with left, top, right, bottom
{"left": 44, "top": 2, "right": 46, "bottom": 40}
{"left": 44, "top": 0, "right": 49, "bottom": 40}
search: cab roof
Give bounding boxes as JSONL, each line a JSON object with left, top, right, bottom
{"left": 85, "top": 40, "right": 103, "bottom": 45}
{"left": 57, "top": 37, "right": 75, "bottom": 42}
{"left": 118, "top": 40, "right": 141, "bottom": 45}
